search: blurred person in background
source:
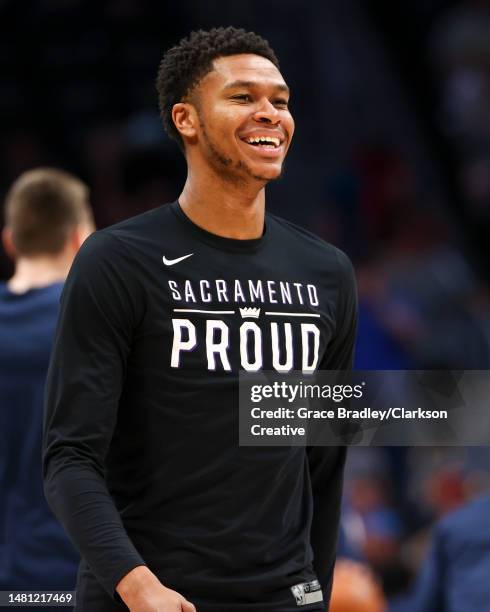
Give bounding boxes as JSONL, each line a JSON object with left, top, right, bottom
{"left": 330, "top": 559, "right": 386, "bottom": 612}
{"left": 390, "top": 494, "right": 490, "bottom": 612}
{"left": 0, "top": 168, "right": 94, "bottom": 593}
{"left": 339, "top": 451, "right": 407, "bottom": 599}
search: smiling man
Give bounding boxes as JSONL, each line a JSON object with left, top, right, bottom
{"left": 43, "top": 27, "right": 358, "bottom": 612}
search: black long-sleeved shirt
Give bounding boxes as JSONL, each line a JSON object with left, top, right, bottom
{"left": 43, "top": 201, "right": 357, "bottom": 612}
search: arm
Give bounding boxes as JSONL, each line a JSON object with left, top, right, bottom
{"left": 307, "top": 249, "right": 358, "bottom": 603}
{"left": 398, "top": 525, "right": 445, "bottom": 612}
{"left": 42, "top": 232, "right": 196, "bottom": 611}
{"left": 42, "top": 231, "right": 146, "bottom": 597}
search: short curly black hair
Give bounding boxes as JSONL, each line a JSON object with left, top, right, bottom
{"left": 156, "top": 27, "right": 280, "bottom": 149}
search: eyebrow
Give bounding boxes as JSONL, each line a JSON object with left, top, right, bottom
{"left": 222, "top": 80, "right": 290, "bottom": 94}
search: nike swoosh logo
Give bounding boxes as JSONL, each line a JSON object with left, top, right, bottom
{"left": 162, "top": 253, "right": 194, "bottom": 266}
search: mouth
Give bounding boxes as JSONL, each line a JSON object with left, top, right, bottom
{"left": 239, "top": 134, "right": 285, "bottom": 158}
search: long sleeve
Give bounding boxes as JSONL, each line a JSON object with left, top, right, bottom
{"left": 307, "top": 249, "right": 358, "bottom": 605}
{"left": 392, "top": 526, "right": 444, "bottom": 612}
{"left": 42, "top": 231, "right": 146, "bottom": 598}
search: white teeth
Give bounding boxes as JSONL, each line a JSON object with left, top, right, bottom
{"left": 245, "top": 136, "right": 281, "bottom": 147}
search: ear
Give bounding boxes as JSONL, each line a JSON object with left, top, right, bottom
{"left": 172, "top": 102, "right": 199, "bottom": 142}
{"left": 1, "top": 227, "right": 16, "bottom": 260}
{"left": 69, "top": 223, "right": 94, "bottom": 253}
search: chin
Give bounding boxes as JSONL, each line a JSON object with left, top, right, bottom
{"left": 249, "top": 163, "right": 283, "bottom": 182}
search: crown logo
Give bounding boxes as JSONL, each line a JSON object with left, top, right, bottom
{"left": 239, "top": 307, "right": 260, "bottom": 319}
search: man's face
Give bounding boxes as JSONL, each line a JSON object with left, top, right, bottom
{"left": 191, "top": 54, "right": 295, "bottom": 184}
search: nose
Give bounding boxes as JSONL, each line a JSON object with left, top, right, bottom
{"left": 253, "top": 97, "right": 280, "bottom": 124}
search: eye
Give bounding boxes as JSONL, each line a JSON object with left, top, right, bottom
{"left": 231, "top": 94, "right": 252, "bottom": 102}
{"left": 274, "top": 98, "right": 289, "bottom": 108}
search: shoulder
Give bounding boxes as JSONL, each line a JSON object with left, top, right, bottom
{"left": 68, "top": 228, "right": 133, "bottom": 288}
{"left": 72, "top": 229, "right": 121, "bottom": 269}
{"left": 103, "top": 203, "right": 171, "bottom": 239}
{"left": 267, "top": 212, "right": 355, "bottom": 279}
{"left": 439, "top": 495, "right": 490, "bottom": 535}
{"left": 74, "top": 203, "right": 175, "bottom": 265}
{"left": 64, "top": 228, "right": 143, "bottom": 322}
{"left": 267, "top": 212, "right": 350, "bottom": 262}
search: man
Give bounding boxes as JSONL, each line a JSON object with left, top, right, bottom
{"left": 0, "top": 168, "right": 94, "bottom": 592}
{"left": 43, "top": 27, "right": 358, "bottom": 612}
{"left": 390, "top": 494, "right": 490, "bottom": 611}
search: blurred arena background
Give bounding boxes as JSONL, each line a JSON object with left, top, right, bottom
{"left": 1, "top": 0, "right": 490, "bottom": 609}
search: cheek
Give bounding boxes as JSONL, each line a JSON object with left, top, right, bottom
{"left": 285, "top": 114, "right": 295, "bottom": 139}
{"left": 213, "top": 105, "right": 251, "bottom": 140}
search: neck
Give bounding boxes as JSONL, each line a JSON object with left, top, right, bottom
{"left": 178, "top": 164, "right": 267, "bottom": 240}
{"left": 7, "top": 254, "right": 72, "bottom": 294}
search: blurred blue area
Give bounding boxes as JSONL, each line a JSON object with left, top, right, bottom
{"left": 355, "top": 302, "right": 414, "bottom": 370}
{"left": 0, "top": 283, "right": 79, "bottom": 592}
